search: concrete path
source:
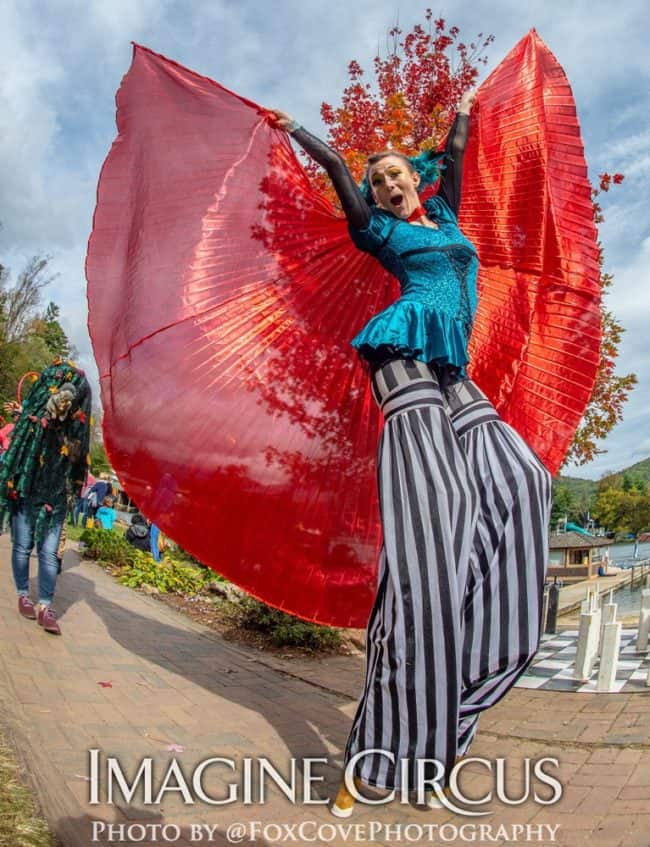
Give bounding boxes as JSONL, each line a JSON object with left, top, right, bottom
{"left": 1, "top": 533, "right": 649, "bottom": 847}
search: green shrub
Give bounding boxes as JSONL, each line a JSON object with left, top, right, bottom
{"left": 80, "top": 527, "right": 138, "bottom": 568}
{"left": 118, "top": 553, "right": 212, "bottom": 595}
{"left": 232, "top": 596, "right": 342, "bottom": 651}
{"left": 79, "top": 527, "right": 212, "bottom": 596}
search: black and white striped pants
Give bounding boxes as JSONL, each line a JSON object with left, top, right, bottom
{"left": 344, "top": 359, "right": 551, "bottom": 790}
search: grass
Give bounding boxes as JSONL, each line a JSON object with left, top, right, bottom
{"left": 63, "top": 522, "right": 85, "bottom": 542}
{"left": 0, "top": 725, "right": 55, "bottom": 847}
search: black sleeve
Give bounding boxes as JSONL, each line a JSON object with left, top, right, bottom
{"left": 437, "top": 113, "right": 470, "bottom": 217}
{"left": 290, "top": 127, "right": 372, "bottom": 230}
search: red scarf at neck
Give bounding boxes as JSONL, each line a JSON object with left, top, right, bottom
{"left": 407, "top": 205, "right": 427, "bottom": 222}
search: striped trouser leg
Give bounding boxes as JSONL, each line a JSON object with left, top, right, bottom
{"left": 443, "top": 379, "right": 552, "bottom": 754}
{"left": 344, "top": 359, "right": 479, "bottom": 789}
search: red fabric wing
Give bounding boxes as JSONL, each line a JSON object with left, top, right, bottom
{"left": 87, "top": 34, "right": 600, "bottom": 627}
{"left": 87, "top": 44, "right": 394, "bottom": 627}
{"left": 464, "top": 30, "right": 601, "bottom": 475}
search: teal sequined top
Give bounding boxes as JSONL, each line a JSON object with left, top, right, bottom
{"left": 291, "top": 114, "right": 476, "bottom": 373}
{"left": 348, "top": 195, "right": 478, "bottom": 372}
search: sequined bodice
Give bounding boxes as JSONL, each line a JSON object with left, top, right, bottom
{"left": 349, "top": 196, "right": 479, "bottom": 340}
{"left": 289, "top": 118, "right": 477, "bottom": 371}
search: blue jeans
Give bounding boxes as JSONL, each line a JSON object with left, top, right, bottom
{"left": 10, "top": 509, "right": 64, "bottom": 606}
{"left": 72, "top": 496, "right": 88, "bottom": 527}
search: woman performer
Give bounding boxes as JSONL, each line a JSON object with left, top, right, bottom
{"left": 270, "top": 90, "right": 552, "bottom": 815}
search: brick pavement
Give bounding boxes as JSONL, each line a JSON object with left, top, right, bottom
{"left": 0, "top": 533, "right": 649, "bottom": 847}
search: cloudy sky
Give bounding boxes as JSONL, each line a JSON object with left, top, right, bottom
{"left": 1, "top": 0, "right": 648, "bottom": 480}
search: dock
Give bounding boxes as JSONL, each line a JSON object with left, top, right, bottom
{"left": 558, "top": 560, "right": 650, "bottom": 617}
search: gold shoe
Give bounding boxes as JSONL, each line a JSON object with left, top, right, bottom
{"left": 426, "top": 786, "right": 451, "bottom": 809}
{"left": 331, "top": 776, "right": 362, "bottom": 818}
{"left": 428, "top": 756, "right": 463, "bottom": 808}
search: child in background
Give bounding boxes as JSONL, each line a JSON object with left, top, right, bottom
{"left": 125, "top": 512, "right": 151, "bottom": 552}
{"left": 95, "top": 496, "right": 116, "bottom": 531}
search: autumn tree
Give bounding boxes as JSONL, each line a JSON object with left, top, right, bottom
{"left": 305, "top": 14, "right": 492, "bottom": 192}
{"left": 308, "top": 12, "right": 634, "bottom": 469}
{"left": 593, "top": 486, "right": 650, "bottom": 536}
{"left": 0, "top": 254, "right": 75, "bottom": 407}
{"left": 564, "top": 174, "right": 636, "bottom": 466}
{"left": 31, "top": 301, "right": 76, "bottom": 360}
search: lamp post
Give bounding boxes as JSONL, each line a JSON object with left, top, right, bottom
{"left": 545, "top": 577, "right": 561, "bottom": 634}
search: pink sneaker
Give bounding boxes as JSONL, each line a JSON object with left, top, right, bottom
{"left": 18, "top": 596, "right": 37, "bottom": 620}
{"left": 37, "top": 606, "right": 61, "bottom": 635}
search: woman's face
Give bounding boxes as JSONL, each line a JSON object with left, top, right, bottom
{"left": 368, "top": 155, "right": 421, "bottom": 218}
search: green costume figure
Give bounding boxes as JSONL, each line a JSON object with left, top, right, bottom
{"left": 0, "top": 360, "right": 92, "bottom": 634}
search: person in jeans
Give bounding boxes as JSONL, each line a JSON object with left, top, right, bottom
{"left": 0, "top": 361, "right": 92, "bottom": 635}
{"left": 86, "top": 476, "right": 111, "bottom": 520}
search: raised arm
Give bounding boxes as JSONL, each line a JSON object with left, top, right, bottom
{"left": 268, "top": 110, "right": 371, "bottom": 230}
{"left": 437, "top": 90, "right": 476, "bottom": 216}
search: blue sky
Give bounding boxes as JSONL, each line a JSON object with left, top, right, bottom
{"left": 1, "top": 0, "right": 648, "bottom": 479}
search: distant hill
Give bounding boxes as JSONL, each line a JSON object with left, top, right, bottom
{"left": 555, "top": 456, "right": 650, "bottom": 508}
{"left": 555, "top": 474, "right": 597, "bottom": 501}
{"left": 599, "top": 457, "right": 650, "bottom": 488}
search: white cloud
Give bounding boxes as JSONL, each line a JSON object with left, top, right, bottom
{"left": 0, "top": 7, "right": 66, "bottom": 246}
{"left": 605, "top": 237, "right": 650, "bottom": 324}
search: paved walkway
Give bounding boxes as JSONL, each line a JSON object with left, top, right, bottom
{"left": 1, "top": 534, "right": 649, "bottom": 847}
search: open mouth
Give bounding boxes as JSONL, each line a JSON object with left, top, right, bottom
{"left": 390, "top": 193, "right": 404, "bottom": 208}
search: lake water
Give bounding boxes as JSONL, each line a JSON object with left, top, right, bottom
{"left": 607, "top": 540, "right": 650, "bottom": 567}
{"left": 610, "top": 580, "right": 649, "bottom": 616}
{"left": 600, "top": 542, "right": 650, "bottom": 616}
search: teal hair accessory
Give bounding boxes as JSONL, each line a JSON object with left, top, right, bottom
{"left": 410, "top": 150, "right": 447, "bottom": 187}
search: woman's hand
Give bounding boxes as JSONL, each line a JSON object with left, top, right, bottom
{"left": 267, "top": 108, "right": 297, "bottom": 131}
{"left": 458, "top": 90, "right": 477, "bottom": 115}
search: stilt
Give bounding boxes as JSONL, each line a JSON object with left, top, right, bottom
{"left": 331, "top": 777, "right": 363, "bottom": 818}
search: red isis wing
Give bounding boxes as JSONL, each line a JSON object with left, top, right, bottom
{"left": 87, "top": 44, "right": 396, "bottom": 627}
{"left": 464, "top": 30, "right": 601, "bottom": 476}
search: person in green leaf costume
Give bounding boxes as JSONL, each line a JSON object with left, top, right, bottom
{"left": 0, "top": 360, "right": 92, "bottom": 634}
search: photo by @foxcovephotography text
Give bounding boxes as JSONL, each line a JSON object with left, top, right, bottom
{"left": 89, "top": 820, "right": 563, "bottom": 844}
